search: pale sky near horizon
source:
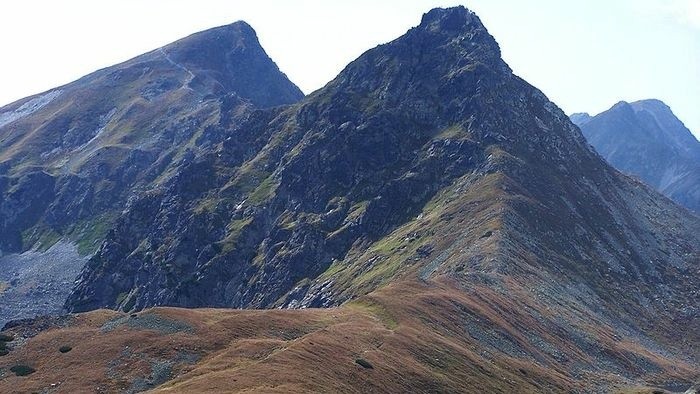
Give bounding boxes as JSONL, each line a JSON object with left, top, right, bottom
{"left": 1, "top": 0, "right": 698, "bottom": 137}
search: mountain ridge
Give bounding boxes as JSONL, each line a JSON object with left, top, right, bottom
{"left": 0, "top": 6, "right": 698, "bottom": 392}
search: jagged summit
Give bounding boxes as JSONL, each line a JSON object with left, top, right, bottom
{"left": 569, "top": 112, "right": 592, "bottom": 126}
{"left": 167, "top": 20, "right": 259, "bottom": 46}
{"left": 159, "top": 20, "right": 262, "bottom": 67}
{"left": 420, "top": 6, "right": 474, "bottom": 29}
{"left": 313, "top": 5, "right": 514, "bottom": 141}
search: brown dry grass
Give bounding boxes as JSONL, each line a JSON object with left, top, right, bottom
{"left": 0, "top": 278, "right": 695, "bottom": 393}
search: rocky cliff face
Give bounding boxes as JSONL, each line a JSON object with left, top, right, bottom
{"left": 572, "top": 100, "right": 700, "bottom": 213}
{"left": 0, "top": 21, "right": 303, "bottom": 323}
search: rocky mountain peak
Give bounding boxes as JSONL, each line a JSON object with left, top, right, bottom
{"left": 610, "top": 100, "right": 634, "bottom": 114}
{"left": 164, "top": 20, "right": 260, "bottom": 60}
{"left": 160, "top": 20, "right": 303, "bottom": 107}
{"left": 413, "top": 6, "right": 504, "bottom": 62}
{"left": 569, "top": 112, "right": 592, "bottom": 126}
{"left": 630, "top": 99, "right": 700, "bottom": 156}
{"left": 419, "top": 6, "right": 475, "bottom": 31}
{"left": 311, "top": 5, "right": 513, "bottom": 138}
{"left": 633, "top": 98, "right": 668, "bottom": 109}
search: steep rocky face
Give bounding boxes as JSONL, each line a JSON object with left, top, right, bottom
{"left": 572, "top": 100, "right": 700, "bottom": 213}
{"left": 0, "top": 20, "right": 302, "bottom": 256}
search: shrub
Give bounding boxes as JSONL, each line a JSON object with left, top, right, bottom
{"left": 0, "top": 333, "right": 14, "bottom": 342}
{"left": 355, "top": 358, "right": 374, "bottom": 369}
{"left": 59, "top": 345, "right": 73, "bottom": 353}
{"left": 10, "top": 364, "right": 36, "bottom": 376}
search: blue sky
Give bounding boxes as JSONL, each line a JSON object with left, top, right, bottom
{"left": 1, "top": 0, "right": 698, "bottom": 137}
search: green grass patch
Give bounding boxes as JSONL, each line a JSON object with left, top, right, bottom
{"left": 348, "top": 299, "right": 398, "bottom": 330}
{"left": 370, "top": 233, "right": 407, "bottom": 255}
{"left": 224, "top": 167, "right": 270, "bottom": 195}
{"left": 319, "top": 260, "right": 346, "bottom": 279}
{"left": 247, "top": 175, "right": 278, "bottom": 205}
{"left": 21, "top": 227, "right": 62, "bottom": 252}
{"left": 194, "top": 197, "right": 219, "bottom": 214}
{"left": 346, "top": 201, "right": 369, "bottom": 222}
{"left": 70, "top": 213, "right": 116, "bottom": 255}
{"left": 218, "top": 218, "right": 253, "bottom": 253}
{"left": 116, "top": 291, "right": 129, "bottom": 306}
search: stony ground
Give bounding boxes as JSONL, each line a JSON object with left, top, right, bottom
{"left": 0, "top": 242, "right": 87, "bottom": 327}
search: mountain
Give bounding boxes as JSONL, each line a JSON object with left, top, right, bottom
{"left": 571, "top": 100, "right": 700, "bottom": 213}
{"left": 0, "top": 21, "right": 303, "bottom": 325}
{"left": 569, "top": 111, "right": 592, "bottom": 126}
{"left": 1, "top": 6, "right": 699, "bottom": 393}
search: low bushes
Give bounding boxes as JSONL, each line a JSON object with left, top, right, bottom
{"left": 10, "top": 364, "right": 36, "bottom": 376}
{"left": 355, "top": 358, "right": 374, "bottom": 369}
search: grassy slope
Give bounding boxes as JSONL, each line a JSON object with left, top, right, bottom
{"left": 0, "top": 278, "right": 696, "bottom": 393}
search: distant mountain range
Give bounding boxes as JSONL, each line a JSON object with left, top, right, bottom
{"left": 0, "top": 7, "right": 698, "bottom": 393}
{"left": 572, "top": 99, "right": 700, "bottom": 213}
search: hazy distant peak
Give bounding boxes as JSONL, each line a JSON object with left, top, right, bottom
{"left": 610, "top": 100, "right": 634, "bottom": 113}
{"left": 573, "top": 98, "right": 700, "bottom": 212}
{"left": 630, "top": 98, "right": 669, "bottom": 110}
{"left": 569, "top": 112, "right": 592, "bottom": 126}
